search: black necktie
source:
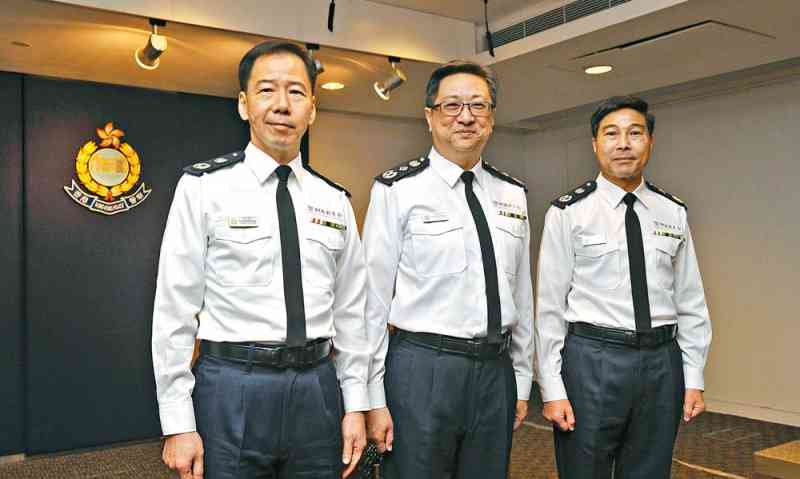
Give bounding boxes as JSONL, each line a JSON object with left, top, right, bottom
{"left": 461, "top": 171, "right": 502, "bottom": 343}
{"left": 623, "top": 192, "right": 651, "bottom": 331}
{"left": 275, "top": 165, "right": 306, "bottom": 347}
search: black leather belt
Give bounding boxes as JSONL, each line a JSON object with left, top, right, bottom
{"left": 200, "top": 338, "right": 332, "bottom": 368}
{"left": 395, "top": 329, "right": 511, "bottom": 359}
{"left": 568, "top": 322, "right": 677, "bottom": 348}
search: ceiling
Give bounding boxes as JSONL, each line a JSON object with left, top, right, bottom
{"left": 367, "top": 0, "right": 545, "bottom": 23}
{"left": 1, "top": 0, "right": 799, "bottom": 128}
{"left": 0, "top": 0, "right": 437, "bottom": 118}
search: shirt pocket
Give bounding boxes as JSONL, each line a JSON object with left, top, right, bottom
{"left": 209, "top": 223, "right": 275, "bottom": 287}
{"left": 408, "top": 218, "right": 466, "bottom": 277}
{"left": 304, "top": 224, "right": 345, "bottom": 289}
{"left": 573, "top": 234, "right": 622, "bottom": 290}
{"left": 495, "top": 219, "right": 525, "bottom": 276}
{"left": 651, "top": 236, "right": 679, "bottom": 291}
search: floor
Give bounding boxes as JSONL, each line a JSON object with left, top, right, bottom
{"left": 2, "top": 394, "right": 798, "bottom": 478}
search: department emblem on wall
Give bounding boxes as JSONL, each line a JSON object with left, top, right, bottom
{"left": 63, "top": 122, "right": 151, "bottom": 215}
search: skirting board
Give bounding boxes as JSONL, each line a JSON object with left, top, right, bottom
{"left": 0, "top": 453, "right": 25, "bottom": 465}
{"left": 706, "top": 398, "right": 800, "bottom": 427}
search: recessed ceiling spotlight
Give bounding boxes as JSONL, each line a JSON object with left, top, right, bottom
{"left": 11, "top": 41, "right": 31, "bottom": 48}
{"left": 321, "top": 82, "right": 345, "bottom": 90}
{"left": 584, "top": 65, "right": 613, "bottom": 75}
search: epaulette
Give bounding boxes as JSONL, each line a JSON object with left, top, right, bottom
{"left": 303, "top": 163, "right": 351, "bottom": 198}
{"left": 183, "top": 151, "right": 244, "bottom": 176}
{"left": 646, "top": 181, "right": 687, "bottom": 209}
{"left": 375, "top": 157, "right": 430, "bottom": 186}
{"left": 551, "top": 180, "right": 597, "bottom": 209}
{"left": 483, "top": 161, "right": 528, "bottom": 193}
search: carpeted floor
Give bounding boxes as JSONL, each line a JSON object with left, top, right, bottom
{"left": 3, "top": 399, "right": 799, "bottom": 478}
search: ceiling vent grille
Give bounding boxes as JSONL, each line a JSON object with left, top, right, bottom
{"left": 488, "top": 0, "right": 632, "bottom": 50}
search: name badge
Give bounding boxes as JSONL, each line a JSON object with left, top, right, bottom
{"left": 228, "top": 216, "right": 259, "bottom": 228}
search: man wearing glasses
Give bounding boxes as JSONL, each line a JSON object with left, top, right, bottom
{"left": 361, "top": 60, "right": 534, "bottom": 478}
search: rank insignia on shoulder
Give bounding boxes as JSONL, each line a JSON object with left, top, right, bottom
{"left": 482, "top": 161, "right": 528, "bottom": 193}
{"left": 303, "top": 163, "right": 351, "bottom": 197}
{"left": 646, "top": 181, "right": 687, "bottom": 209}
{"left": 551, "top": 180, "right": 597, "bottom": 209}
{"left": 375, "top": 157, "right": 430, "bottom": 186}
{"left": 183, "top": 151, "right": 244, "bottom": 176}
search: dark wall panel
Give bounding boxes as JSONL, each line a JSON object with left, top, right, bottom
{"left": 24, "top": 77, "right": 248, "bottom": 454}
{"left": 0, "top": 73, "right": 24, "bottom": 455}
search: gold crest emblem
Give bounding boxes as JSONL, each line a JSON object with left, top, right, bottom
{"left": 64, "top": 122, "right": 151, "bottom": 215}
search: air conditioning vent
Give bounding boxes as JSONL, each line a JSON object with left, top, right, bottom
{"left": 488, "top": 0, "right": 632, "bottom": 50}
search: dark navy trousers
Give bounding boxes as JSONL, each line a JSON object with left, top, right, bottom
{"left": 382, "top": 334, "right": 517, "bottom": 479}
{"left": 192, "top": 354, "right": 343, "bottom": 479}
{"left": 554, "top": 334, "right": 685, "bottom": 479}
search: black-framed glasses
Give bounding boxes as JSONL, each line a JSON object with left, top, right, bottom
{"left": 431, "top": 100, "right": 495, "bottom": 117}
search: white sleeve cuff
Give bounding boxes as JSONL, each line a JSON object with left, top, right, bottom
{"left": 515, "top": 374, "right": 533, "bottom": 401}
{"left": 159, "top": 399, "right": 197, "bottom": 436}
{"left": 341, "top": 382, "right": 370, "bottom": 413}
{"left": 683, "top": 365, "right": 705, "bottom": 391}
{"left": 368, "top": 380, "right": 387, "bottom": 409}
{"left": 538, "top": 375, "right": 568, "bottom": 402}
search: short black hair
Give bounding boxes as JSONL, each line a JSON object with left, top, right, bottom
{"left": 590, "top": 95, "right": 655, "bottom": 137}
{"left": 238, "top": 41, "right": 318, "bottom": 93}
{"left": 425, "top": 60, "right": 497, "bottom": 108}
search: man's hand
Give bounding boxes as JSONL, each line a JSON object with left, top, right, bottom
{"left": 341, "top": 411, "right": 367, "bottom": 478}
{"left": 513, "top": 400, "right": 528, "bottom": 431}
{"left": 162, "top": 431, "right": 204, "bottom": 479}
{"left": 542, "top": 399, "right": 575, "bottom": 432}
{"left": 683, "top": 388, "right": 706, "bottom": 422}
{"left": 366, "top": 407, "right": 394, "bottom": 453}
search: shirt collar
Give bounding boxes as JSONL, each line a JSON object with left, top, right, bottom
{"left": 244, "top": 142, "right": 305, "bottom": 190}
{"left": 596, "top": 173, "right": 650, "bottom": 209}
{"left": 428, "top": 146, "right": 487, "bottom": 190}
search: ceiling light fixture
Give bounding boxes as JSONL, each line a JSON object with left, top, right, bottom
{"left": 135, "top": 18, "right": 167, "bottom": 70}
{"left": 584, "top": 65, "right": 613, "bottom": 75}
{"left": 321, "top": 82, "right": 345, "bottom": 90}
{"left": 306, "top": 43, "right": 325, "bottom": 75}
{"left": 373, "top": 57, "right": 406, "bottom": 101}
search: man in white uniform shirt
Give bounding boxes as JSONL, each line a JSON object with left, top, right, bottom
{"left": 535, "top": 95, "right": 712, "bottom": 478}
{"left": 152, "top": 41, "right": 368, "bottom": 479}
{"left": 362, "top": 61, "right": 535, "bottom": 478}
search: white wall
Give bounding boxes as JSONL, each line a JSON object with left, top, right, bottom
{"left": 310, "top": 72, "right": 800, "bottom": 426}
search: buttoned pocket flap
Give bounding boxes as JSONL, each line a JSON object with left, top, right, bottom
{"left": 409, "top": 219, "right": 462, "bottom": 236}
{"left": 653, "top": 236, "right": 679, "bottom": 257}
{"left": 575, "top": 236, "right": 617, "bottom": 257}
{"left": 496, "top": 220, "right": 525, "bottom": 238}
{"left": 307, "top": 227, "right": 345, "bottom": 251}
{"left": 215, "top": 224, "right": 273, "bottom": 244}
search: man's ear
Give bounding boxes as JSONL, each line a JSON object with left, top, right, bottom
{"left": 308, "top": 96, "right": 317, "bottom": 126}
{"left": 424, "top": 108, "right": 433, "bottom": 132}
{"left": 237, "top": 91, "right": 249, "bottom": 121}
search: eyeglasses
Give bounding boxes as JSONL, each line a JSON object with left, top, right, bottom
{"left": 430, "top": 100, "right": 495, "bottom": 117}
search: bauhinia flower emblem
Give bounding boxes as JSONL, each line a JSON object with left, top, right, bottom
{"left": 96, "top": 121, "right": 125, "bottom": 148}
{"left": 64, "top": 121, "right": 151, "bottom": 215}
